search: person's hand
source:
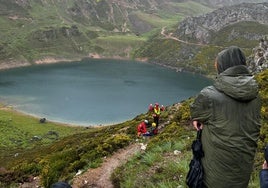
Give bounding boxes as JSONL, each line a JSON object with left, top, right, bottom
{"left": 192, "top": 120, "right": 203, "bottom": 130}
{"left": 263, "top": 161, "right": 268, "bottom": 169}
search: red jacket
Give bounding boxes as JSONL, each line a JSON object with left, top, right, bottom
{"left": 137, "top": 122, "right": 147, "bottom": 136}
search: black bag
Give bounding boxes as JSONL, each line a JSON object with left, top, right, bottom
{"left": 265, "top": 145, "right": 268, "bottom": 163}
{"left": 186, "top": 129, "right": 204, "bottom": 188}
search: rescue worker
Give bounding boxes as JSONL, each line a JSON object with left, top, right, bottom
{"left": 148, "top": 103, "right": 164, "bottom": 127}
{"left": 150, "top": 122, "right": 158, "bottom": 135}
{"left": 137, "top": 120, "right": 149, "bottom": 136}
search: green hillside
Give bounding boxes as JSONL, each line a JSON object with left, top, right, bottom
{"left": 1, "top": 1, "right": 267, "bottom": 74}
{"left": 112, "top": 70, "right": 268, "bottom": 188}
{"left": 0, "top": 0, "right": 213, "bottom": 67}
{"left": 132, "top": 1, "right": 268, "bottom": 75}
{"left": 0, "top": 68, "right": 267, "bottom": 187}
{"left": 133, "top": 20, "right": 268, "bottom": 75}
{"left": 210, "top": 22, "right": 268, "bottom": 48}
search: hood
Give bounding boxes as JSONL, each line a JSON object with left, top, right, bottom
{"left": 214, "top": 65, "right": 259, "bottom": 101}
{"left": 216, "top": 46, "right": 246, "bottom": 74}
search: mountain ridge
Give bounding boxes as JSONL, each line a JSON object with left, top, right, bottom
{"left": 0, "top": 0, "right": 215, "bottom": 68}
{"left": 133, "top": 2, "right": 268, "bottom": 75}
{"left": 175, "top": 2, "right": 268, "bottom": 44}
{"left": 0, "top": 1, "right": 267, "bottom": 75}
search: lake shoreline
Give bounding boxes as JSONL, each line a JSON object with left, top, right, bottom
{"left": 0, "top": 56, "right": 208, "bottom": 127}
{"left": 0, "top": 103, "right": 119, "bottom": 128}
{"left": 0, "top": 55, "right": 149, "bottom": 71}
{"left": 0, "top": 56, "right": 149, "bottom": 127}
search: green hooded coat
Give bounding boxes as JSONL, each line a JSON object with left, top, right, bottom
{"left": 190, "top": 46, "right": 261, "bottom": 188}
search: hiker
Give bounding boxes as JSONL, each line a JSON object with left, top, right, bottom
{"left": 190, "top": 46, "right": 261, "bottom": 188}
{"left": 137, "top": 120, "right": 149, "bottom": 137}
{"left": 148, "top": 103, "right": 164, "bottom": 127}
{"left": 260, "top": 145, "right": 268, "bottom": 188}
{"left": 150, "top": 122, "right": 158, "bottom": 135}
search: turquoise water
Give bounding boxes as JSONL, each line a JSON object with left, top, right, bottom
{"left": 0, "top": 59, "right": 212, "bottom": 126}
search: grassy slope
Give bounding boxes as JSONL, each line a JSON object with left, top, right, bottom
{"left": 1, "top": 67, "right": 267, "bottom": 188}
{"left": 132, "top": 1, "right": 212, "bottom": 28}
{"left": 0, "top": 1, "right": 74, "bottom": 62}
{"left": 111, "top": 70, "right": 268, "bottom": 188}
{"left": 133, "top": 21, "right": 268, "bottom": 75}
{"left": 0, "top": 108, "right": 144, "bottom": 187}
{"left": 92, "top": 35, "right": 146, "bottom": 58}
{"left": 0, "top": 108, "right": 85, "bottom": 149}
{"left": 0, "top": 0, "right": 213, "bottom": 65}
{"left": 210, "top": 22, "right": 268, "bottom": 48}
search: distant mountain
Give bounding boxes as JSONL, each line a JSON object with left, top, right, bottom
{"left": 193, "top": 0, "right": 268, "bottom": 7}
{"left": 0, "top": 0, "right": 213, "bottom": 68}
{"left": 175, "top": 2, "right": 268, "bottom": 44}
{"left": 133, "top": 2, "right": 268, "bottom": 75}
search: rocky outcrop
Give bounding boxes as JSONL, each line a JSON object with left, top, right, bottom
{"left": 175, "top": 3, "right": 268, "bottom": 44}
{"left": 33, "top": 25, "right": 81, "bottom": 42}
{"left": 194, "top": 0, "right": 268, "bottom": 8}
{"left": 248, "top": 37, "right": 268, "bottom": 73}
{"left": 67, "top": 0, "right": 164, "bottom": 34}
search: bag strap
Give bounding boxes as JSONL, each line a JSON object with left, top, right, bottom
{"left": 196, "top": 122, "right": 202, "bottom": 140}
{"left": 196, "top": 129, "right": 202, "bottom": 140}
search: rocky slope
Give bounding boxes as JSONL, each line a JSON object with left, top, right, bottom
{"left": 194, "top": 0, "right": 268, "bottom": 7}
{"left": 133, "top": 2, "right": 268, "bottom": 75}
{"left": 175, "top": 2, "right": 268, "bottom": 44}
{"left": 0, "top": 0, "right": 214, "bottom": 36}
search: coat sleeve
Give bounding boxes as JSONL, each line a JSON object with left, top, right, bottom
{"left": 260, "top": 169, "right": 268, "bottom": 188}
{"left": 190, "top": 87, "right": 212, "bottom": 123}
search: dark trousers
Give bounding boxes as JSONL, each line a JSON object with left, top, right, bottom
{"left": 153, "top": 116, "right": 159, "bottom": 127}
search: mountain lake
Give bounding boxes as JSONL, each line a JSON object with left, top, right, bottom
{"left": 0, "top": 59, "right": 212, "bottom": 126}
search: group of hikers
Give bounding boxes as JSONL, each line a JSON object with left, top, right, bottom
{"left": 137, "top": 103, "right": 165, "bottom": 137}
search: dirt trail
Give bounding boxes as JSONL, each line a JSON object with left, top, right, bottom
{"left": 161, "top": 27, "right": 223, "bottom": 48}
{"left": 161, "top": 27, "right": 207, "bottom": 46}
{"left": 72, "top": 143, "right": 141, "bottom": 188}
{"left": 19, "top": 104, "right": 180, "bottom": 188}
{"left": 71, "top": 104, "right": 180, "bottom": 188}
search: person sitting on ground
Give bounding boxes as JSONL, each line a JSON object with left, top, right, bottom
{"left": 137, "top": 120, "right": 149, "bottom": 136}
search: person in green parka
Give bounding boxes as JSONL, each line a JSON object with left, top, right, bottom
{"left": 190, "top": 46, "right": 261, "bottom": 188}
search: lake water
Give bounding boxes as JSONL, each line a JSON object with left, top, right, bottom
{"left": 0, "top": 59, "right": 212, "bottom": 126}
